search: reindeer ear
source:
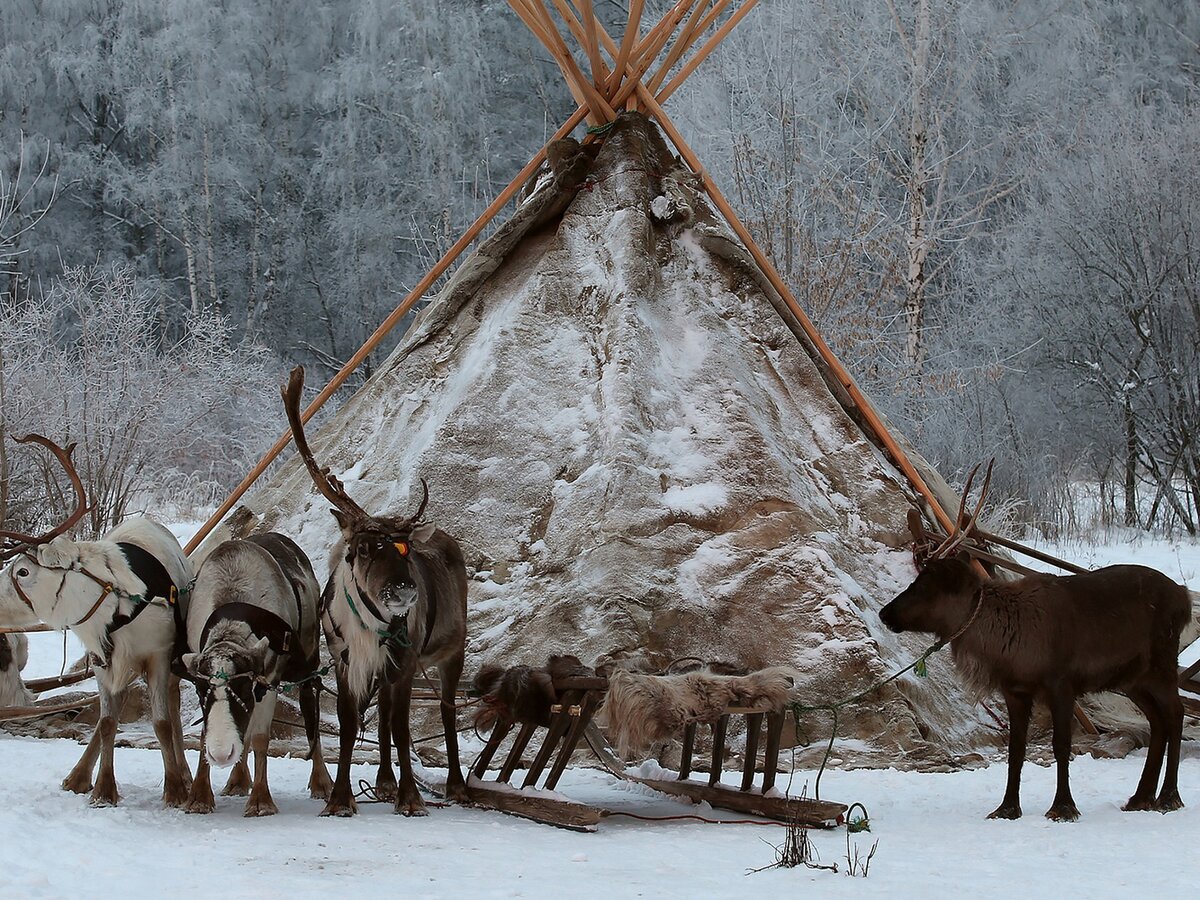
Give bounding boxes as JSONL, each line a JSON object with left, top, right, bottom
{"left": 331, "top": 508, "right": 352, "bottom": 532}
{"left": 410, "top": 522, "right": 436, "bottom": 545}
{"left": 36, "top": 536, "right": 77, "bottom": 569}
{"left": 955, "top": 549, "right": 972, "bottom": 565}
{"left": 250, "top": 635, "right": 271, "bottom": 663}
{"left": 181, "top": 652, "right": 198, "bottom": 675}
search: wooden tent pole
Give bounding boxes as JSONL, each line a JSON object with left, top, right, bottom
{"left": 187, "top": 4, "right": 693, "bottom": 555}
{"left": 509, "top": 0, "right": 615, "bottom": 123}
{"left": 575, "top": 0, "right": 607, "bottom": 89}
{"left": 185, "top": 107, "right": 591, "bottom": 555}
{"left": 609, "top": 0, "right": 644, "bottom": 94}
{"left": 630, "top": 81, "right": 958, "bottom": 537}
{"left": 646, "top": 0, "right": 711, "bottom": 93}
{"left": 655, "top": 0, "right": 758, "bottom": 105}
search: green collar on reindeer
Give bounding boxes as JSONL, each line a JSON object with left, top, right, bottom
{"left": 343, "top": 587, "right": 411, "bottom": 648}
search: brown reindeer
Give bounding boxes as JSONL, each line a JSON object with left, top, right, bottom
{"left": 282, "top": 367, "right": 468, "bottom": 816}
{"left": 880, "top": 464, "right": 1190, "bottom": 821}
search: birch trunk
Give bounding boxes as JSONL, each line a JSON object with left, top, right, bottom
{"left": 902, "top": 0, "right": 931, "bottom": 373}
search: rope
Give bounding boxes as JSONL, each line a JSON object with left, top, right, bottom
{"left": 792, "top": 589, "right": 984, "bottom": 800}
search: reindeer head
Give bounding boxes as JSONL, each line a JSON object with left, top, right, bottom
{"left": 282, "top": 366, "right": 435, "bottom": 619}
{"left": 0, "top": 436, "right": 89, "bottom": 628}
{"left": 182, "top": 621, "right": 272, "bottom": 767}
{"left": 881, "top": 460, "right": 992, "bottom": 638}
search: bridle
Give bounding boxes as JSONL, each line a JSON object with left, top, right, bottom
{"left": 7, "top": 551, "right": 120, "bottom": 628}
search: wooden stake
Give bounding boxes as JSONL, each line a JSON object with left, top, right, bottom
{"left": 654, "top": 0, "right": 758, "bottom": 105}
{"left": 630, "top": 79, "right": 960, "bottom": 541}
{"left": 186, "top": 103, "right": 591, "bottom": 554}
{"left": 609, "top": 0, "right": 644, "bottom": 97}
{"left": 646, "top": 0, "right": 710, "bottom": 94}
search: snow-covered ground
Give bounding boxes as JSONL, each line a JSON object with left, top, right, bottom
{"left": 6, "top": 527, "right": 1198, "bottom": 897}
{"left": 0, "top": 736, "right": 1194, "bottom": 898}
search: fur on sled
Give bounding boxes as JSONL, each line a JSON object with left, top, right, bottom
{"left": 472, "top": 654, "right": 593, "bottom": 732}
{"left": 599, "top": 665, "right": 801, "bottom": 757}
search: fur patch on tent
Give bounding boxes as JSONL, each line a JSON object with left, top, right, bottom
{"left": 599, "top": 665, "right": 801, "bottom": 757}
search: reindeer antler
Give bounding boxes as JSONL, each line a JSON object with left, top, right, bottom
{"left": 0, "top": 434, "right": 90, "bottom": 560}
{"left": 408, "top": 478, "right": 429, "bottom": 525}
{"left": 281, "top": 366, "right": 370, "bottom": 525}
{"left": 930, "top": 458, "right": 995, "bottom": 561}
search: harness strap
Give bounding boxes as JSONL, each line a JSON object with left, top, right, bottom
{"left": 343, "top": 586, "right": 411, "bottom": 649}
{"left": 198, "top": 601, "right": 295, "bottom": 660}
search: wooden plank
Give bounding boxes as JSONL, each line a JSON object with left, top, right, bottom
{"left": 0, "top": 624, "right": 54, "bottom": 634}
{"left": 472, "top": 721, "right": 513, "bottom": 779}
{"left": 24, "top": 669, "right": 93, "bottom": 692}
{"left": 498, "top": 721, "right": 538, "bottom": 784}
{"left": 678, "top": 721, "right": 697, "bottom": 779}
{"left": 629, "top": 775, "right": 846, "bottom": 827}
{"left": 761, "top": 711, "right": 783, "bottom": 794}
{"left": 522, "top": 691, "right": 580, "bottom": 788}
{"left": 544, "top": 692, "right": 600, "bottom": 790}
{"left": 0, "top": 695, "right": 97, "bottom": 722}
{"left": 465, "top": 778, "right": 602, "bottom": 832}
{"left": 708, "top": 715, "right": 727, "bottom": 787}
{"left": 741, "top": 712, "right": 763, "bottom": 792}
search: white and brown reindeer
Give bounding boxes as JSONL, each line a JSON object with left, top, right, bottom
{"left": 282, "top": 366, "right": 468, "bottom": 816}
{"left": 181, "top": 532, "right": 332, "bottom": 816}
{"left": 0, "top": 434, "right": 192, "bottom": 807}
{"left": 0, "top": 631, "right": 34, "bottom": 708}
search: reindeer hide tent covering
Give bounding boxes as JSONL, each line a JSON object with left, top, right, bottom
{"left": 204, "top": 114, "right": 1005, "bottom": 768}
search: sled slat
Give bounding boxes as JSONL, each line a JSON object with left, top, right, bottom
{"left": 678, "top": 721, "right": 697, "bottom": 779}
{"left": 741, "top": 713, "right": 763, "bottom": 791}
{"left": 761, "top": 711, "right": 784, "bottom": 794}
{"left": 498, "top": 721, "right": 538, "bottom": 784}
{"left": 709, "top": 715, "right": 727, "bottom": 787}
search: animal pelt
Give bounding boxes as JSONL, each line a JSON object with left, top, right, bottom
{"left": 472, "top": 655, "right": 594, "bottom": 732}
{"left": 599, "top": 666, "right": 801, "bottom": 758}
{"left": 0, "top": 633, "right": 33, "bottom": 708}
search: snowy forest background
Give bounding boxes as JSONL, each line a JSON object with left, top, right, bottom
{"left": 1, "top": 0, "right": 1198, "bottom": 539}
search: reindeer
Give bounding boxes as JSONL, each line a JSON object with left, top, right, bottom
{"left": 880, "top": 463, "right": 1190, "bottom": 821}
{"left": 0, "top": 435, "right": 192, "bottom": 807}
{"left": 181, "top": 532, "right": 332, "bottom": 816}
{"left": 0, "top": 632, "right": 33, "bottom": 708}
{"left": 282, "top": 367, "right": 468, "bottom": 816}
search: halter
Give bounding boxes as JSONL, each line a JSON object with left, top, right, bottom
{"left": 932, "top": 586, "right": 986, "bottom": 652}
{"left": 7, "top": 550, "right": 122, "bottom": 628}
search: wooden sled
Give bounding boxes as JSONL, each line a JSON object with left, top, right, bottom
{"left": 467, "top": 673, "right": 846, "bottom": 832}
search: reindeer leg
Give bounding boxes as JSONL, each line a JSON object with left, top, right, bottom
{"left": 148, "top": 657, "right": 188, "bottom": 808}
{"left": 220, "top": 747, "right": 252, "bottom": 796}
{"left": 300, "top": 679, "right": 332, "bottom": 800}
{"left": 988, "top": 689, "right": 1030, "bottom": 820}
{"left": 375, "top": 680, "right": 397, "bottom": 802}
{"left": 89, "top": 680, "right": 123, "bottom": 807}
{"left": 390, "top": 656, "right": 426, "bottom": 817}
{"left": 168, "top": 675, "right": 192, "bottom": 792}
{"left": 244, "top": 700, "right": 278, "bottom": 818}
{"left": 1151, "top": 683, "right": 1184, "bottom": 812}
{"left": 1123, "top": 687, "right": 1165, "bottom": 811}
{"left": 185, "top": 735, "right": 216, "bottom": 814}
{"left": 439, "top": 652, "right": 468, "bottom": 804}
{"left": 62, "top": 722, "right": 102, "bottom": 795}
{"left": 1045, "top": 685, "right": 1080, "bottom": 821}
{"left": 320, "top": 668, "right": 359, "bottom": 817}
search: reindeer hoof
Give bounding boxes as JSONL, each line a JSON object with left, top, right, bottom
{"left": 308, "top": 773, "right": 334, "bottom": 801}
{"left": 1045, "top": 802, "right": 1080, "bottom": 822}
{"left": 62, "top": 773, "right": 93, "bottom": 795}
{"left": 1122, "top": 796, "right": 1156, "bottom": 812}
{"left": 374, "top": 776, "right": 398, "bottom": 803}
{"left": 319, "top": 797, "right": 358, "bottom": 818}
{"left": 185, "top": 797, "right": 216, "bottom": 815}
{"left": 162, "top": 778, "right": 189, "bottom": 809}
{"left": 244, "top": 797, "right": 279, "bottom": 817}
{"left": 444, "top": 780, "right": 470, "bottom": 805}
{"left": 395, "top": 784, "right": 428, "bottom": 817}
{"left": 1154, "top": 791, "right": 1184, "bottom": 813}
{"left": 986, "top": 804, "right": 1021, "bottom": 820}
{"left": 89, "top": 786, "right": 121, "bottom": 808}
